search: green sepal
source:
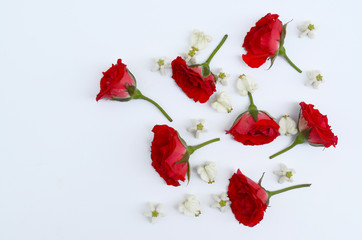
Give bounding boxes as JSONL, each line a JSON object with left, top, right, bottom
{"left": 268, "top": 21, "right": 289, "bottom": 70}
{"left": 258, "top": 172, "right": 266, "bottom": 186}
{"left": 249, "top": 108, "right": 259, "bottom": 122}
{"left": 201, "top": 64, "right": 211, "bottom": 78}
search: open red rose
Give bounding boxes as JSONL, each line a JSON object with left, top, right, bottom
{"left": 228, "top": 170, "right": 268, "bottom": 227}
{"left": 171, "top": 35, "right": 228, "bottom": 103}
{"left": 96, "top": 59, "right": 136, "bottom": 101}
{"left": 151, "top": 125, "right": 219, "bottom": 186}
{"left": 242, "top": 13, "right": 302, "bottom": 73}
{"left": 270, "top": 102, "right": 338, "bottom": 159}
{"left": 96, "top": 59, "right": 173, "bottom": 122}
{"left": 226, "top": 91, "right": 279, "bottom": 145}
{"left": 228, "top": 170, "right": 311, "bottom": 227}
{"left": 171, "top": 57, "right": 216, "bottom": 103}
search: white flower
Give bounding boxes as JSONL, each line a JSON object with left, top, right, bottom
{"left": 306, "top": 70, "right": 325, "bottom": 89}
{"left": 151, "top": 57, "right": 171, "bottom": 75}
{"left": 190, "top": 30, "right": 212, "bottom": 51}
{"left": 236, "top": 74, "right": 258, "bottom": 96}
{"left": 298, "top": 21, "right": 316, "bottom": 38}
{"left": 211, "top": 92, "right": 233, "bottom": 113}
{"left": 279, "top": 115, "right": 298, "bottom": 136}
{"left": 273, "top": 164, "right": 296, "bottom": 184}
{"left": 211, "top": 192, "right": 230, "bottom": 212}
{"left": 182, "top": 48, "right": 198, "bottom": 64}
{"left": 144, "top": 203, "right": 165, "bottom": 223}
{"left": 179, "top": 195, "right": 201, "bottom": 217}
{"left": 197, "top": 162, "right": 216, "bottom": 184}
{"left": 215, "top": 68, "right": 230, "bottom": 86}
{"left": 187, "top": 119, "right": 207, "bottom": 138}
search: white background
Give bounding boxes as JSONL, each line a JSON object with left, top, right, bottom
{"left": 1, "top": 0, "right": 361, "bottom": 239}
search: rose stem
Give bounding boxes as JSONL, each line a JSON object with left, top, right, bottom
{"left": 278, "top": 46, "right": 302, "bottom": 73}
{"left": 204, "top": 34, "right": 228, "bottom": 65}
{"left": 266, "top": 184, "right": 311, "bottom": 198}
{"left": 188, "top": 138, "right": 220, "bottom": 154}
{"left": 269, "top": 133, "right": 306, "bottom": 159}
{"left": 133, "top": 90, "right": 173, "bottom": 122}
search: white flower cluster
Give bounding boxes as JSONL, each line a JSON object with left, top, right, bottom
{"left": 236, "top": 74, "right": 258, "bottom": 96}
{"left": 274, "top": 164, "right": 296, "bottom": 184}
{"left": 278, "top": 115, "right": 298, "bottom": 136}
{"left": 187, "top": 119, "right": 207, "bottom": 138}
{"left": 179, "top": 195, "right": 202, "bottom": 217}
{"left": 298, "top": 21, "right": 316, "bottom": 39}
{"left": 306, "top": 70, "right": 325, "bottom": 89}
{"left": 197, "top": 162, "right": 217, "bottom": 184}
{"left": 211, "top": 92, "right": 233, "bottom": 113}
{"left": 144, "top": 203, "right": 165, "bottom": 223}
{"left": 182, "top": 30, "right": 212, "bottom": 64}
{"left": 151, "top": 57, "right": 171, "bottom": 76}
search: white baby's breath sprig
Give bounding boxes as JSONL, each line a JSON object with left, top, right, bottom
{"left": 144, "top": 203, "right": 165, "bottom": 224}
{"left": 211, "top": 192, "right": 230, "bottom": 212}
{"left": 274, "top": 164, "right": 296, "bottom": 184}
{"left": 190, "top": 29, "right": 212, "bottom": 51}
{"left": 151, "top": 57, "right": 170, "bottom": 76}
{"left": 187, "top": 119, "right": 207, "bottom": 138}
{"left": 279, "top": 115, "right": 298, "bottom": 136}
{"left": 211, "top": 92, "right": 233, "bottom": 113}
{"left": 236, "top": 74, "right": 258, "bottom": 96}
{"left": 197, "top": 162, "right": 216, "bottom": 184}
{"left": 306, "top": 70, "right": 325, "bottom": 89}
{"left": 182, "top": 48, "right": 198, "bottom": 64}
{"left": 298, "top": 21, "right": 316, "bottom": 38}
{"left": 179, "top": 195, "right": 201, "bottom": 217}
{"left": 215, "top": 68, "right": 230, "bottom": 86}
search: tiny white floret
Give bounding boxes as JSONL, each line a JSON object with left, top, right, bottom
{"left": 190, "top": 29, "right": 212, "bottom": 51}
{"left": 179, "top": 195, "right": 201, "bottom": 217}
{"left": 273, "top": 164, "right": 296, "bottom": 184}
{"left": 182, "top": 48, "right": 198, "bottom": 65}
{"left": 144, "top": 203, "right": 165, "bottom": 224}
{"left": 187, "top": 119, "right": 207, "bottom": 138}
{"left": 236, "top": 74, "right": 258, "bottom": 96}
{"left": 211, "top": 192, "right": 231, "bottom": 212}
{"left": 151, "top": 57, "right": 171, "bottom": 76}
{"left": 279, "top": 115, "right": 298, "bottom": 136}
{"left": 298, "top": 21, "right": 316, "bottom": 38}
{"left": 306, "top": 70, "right": 325, "bottom": 89}
{"left": 215, "top": 68, "right": 230, "bottom": 86}
{"left": 211, "top": 92, "right": 233, "bottom": 113}
{"left": 197, "top": 162, "right": 217, "bottom": 184}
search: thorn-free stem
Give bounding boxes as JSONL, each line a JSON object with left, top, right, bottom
{"left": 204, "top": 34, "right": 228, "bottom": 65}
{"left": 267, "top": 184, "right": 311, "bottom": 198}
{"left": 279, "top": 46, "right": 302, "bottom": 73}
{"left": 269, "top": 132, "right": 306, "bottom": 159}
{"left": 188, "top": 138, "right": 220, "bottom": 154}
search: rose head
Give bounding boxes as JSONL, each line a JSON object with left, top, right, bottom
{"left": 228, "top": 170, "right": 268, "bottom": 227}
{"left": 298, "top": 102, "right": 338, "bottom": 147}
{"left": 96, "top": 59, "right": 136, "bottom": 101}
{"left": 242, "top": 13, "right": 282, "bottom": 68}
{"left": 151, "top": 125, "right": 220, "bottom": 186}
{"left": 171, "top": 57, "right": 216, "bottom": 103}
{"left": 226, "top": 111, "right": 280, "bottom": 145}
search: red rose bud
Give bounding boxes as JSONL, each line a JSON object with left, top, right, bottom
{"left": 151, "top": 125, "right": 220, "bottom": 186}
{"left": 171, "top": 35, "right": 228, "bottom": 103}
{"left": 242, "top": 13, "right": 302, "bottom": 73}
{"left": 270, "top": 102, "right": 338, "bottom": 159}
{"left": 96, "top": 59, "right": 173, "bottom": 122}
{"left": 228, "top": 170, "right": 311, "bottom": 227}
{"left": 226, "top": 92, "right": 280, "bottom": 145}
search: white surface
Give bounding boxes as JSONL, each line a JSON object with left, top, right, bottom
{"left": 1, "top": 0, "right": 361, "bottom": 239}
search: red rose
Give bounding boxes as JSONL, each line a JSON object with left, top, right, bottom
{"left": 96, "top": 59, "right": 136, "bottom": 101}
{"left": 270, "top": 102, "right": 338, "bottom": 159}
{"left": 242, "top": 13, "right": 302, "bottom": 73}
{"left": 228, "top": 170, "right": 311, "bottom": 227}
{"left": 171, "top": 57, "right": 216, "bottom": 103}
{"left": 242, "top": 13, "right": 282, "bottom": 68}
{"left": 96, "top": 59, "right": 173, "bottom": 122}
{"left": 151, "top": 125, "right": 220, "bottom": 186}
{"left": 298, "top": 102, "right": 338, "bottom": 147}
{"left": 226, "top": 111, "right": 280, "bottom": 145}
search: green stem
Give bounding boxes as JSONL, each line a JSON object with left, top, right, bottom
{"left": 188, "top": 138, "right": 220, "bottom": 154}
{"left": 204, "top": 34, "right": 228, "bottom": 65}
{"left": 279, "top": 46, "right": 302, "bottom": 73}
{"left": 267, "top": 184, "right": 311, "bottom": 198}
{"left": 133, "top": 89, "right": 173, "bottom": 122}
{"left": 269, "top": 132, "right": 306, "bottom": 159}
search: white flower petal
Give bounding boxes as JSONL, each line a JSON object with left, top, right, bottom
{"left": 236, "top": 75, "right": 258, "bottom": 96}
{"left": 211, "top": 92, "right": 232, "bottom": 113}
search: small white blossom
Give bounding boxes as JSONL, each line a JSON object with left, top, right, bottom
{"left": 151, "top": 57, "right": 171, "bottom": 76}
{"left": 236, "top": 74, "right": 258, "bottom": 96}
{"left": 279, "top": 115, "right": 298, "bottom": 136}
{"left": 179, "top": 195, "right": 201, "bottom": 217}
{"left": 197, "top": 162, "right": 216, "bottom": 184}
{"left": 182, "top": 48, "right": 198, "bottom": 64}
{"left": 215, "top": 68, "right": 230, "bottom": 86}
{"left": 144, "top": 203, "right": 165, "bottom": 224}
{"left": 274, "top": 164, "right": 296, "bottom": 184}
{"left": 190, "top": 30, "right": 212, "bottom": 51}
{"left": 306, "top": 70, "right": 325, "bottom": 89}
{"left": 298, "top": 21, "right": 316, "bottom": 38}
{"left": 211, "top": 92, "right": 233, "bottom": 113}
{"left": 187, "top": 119, "right": 207, "bottom": 138}
{"left": 211, "top": 192, "right": 231, "bottom": 212}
